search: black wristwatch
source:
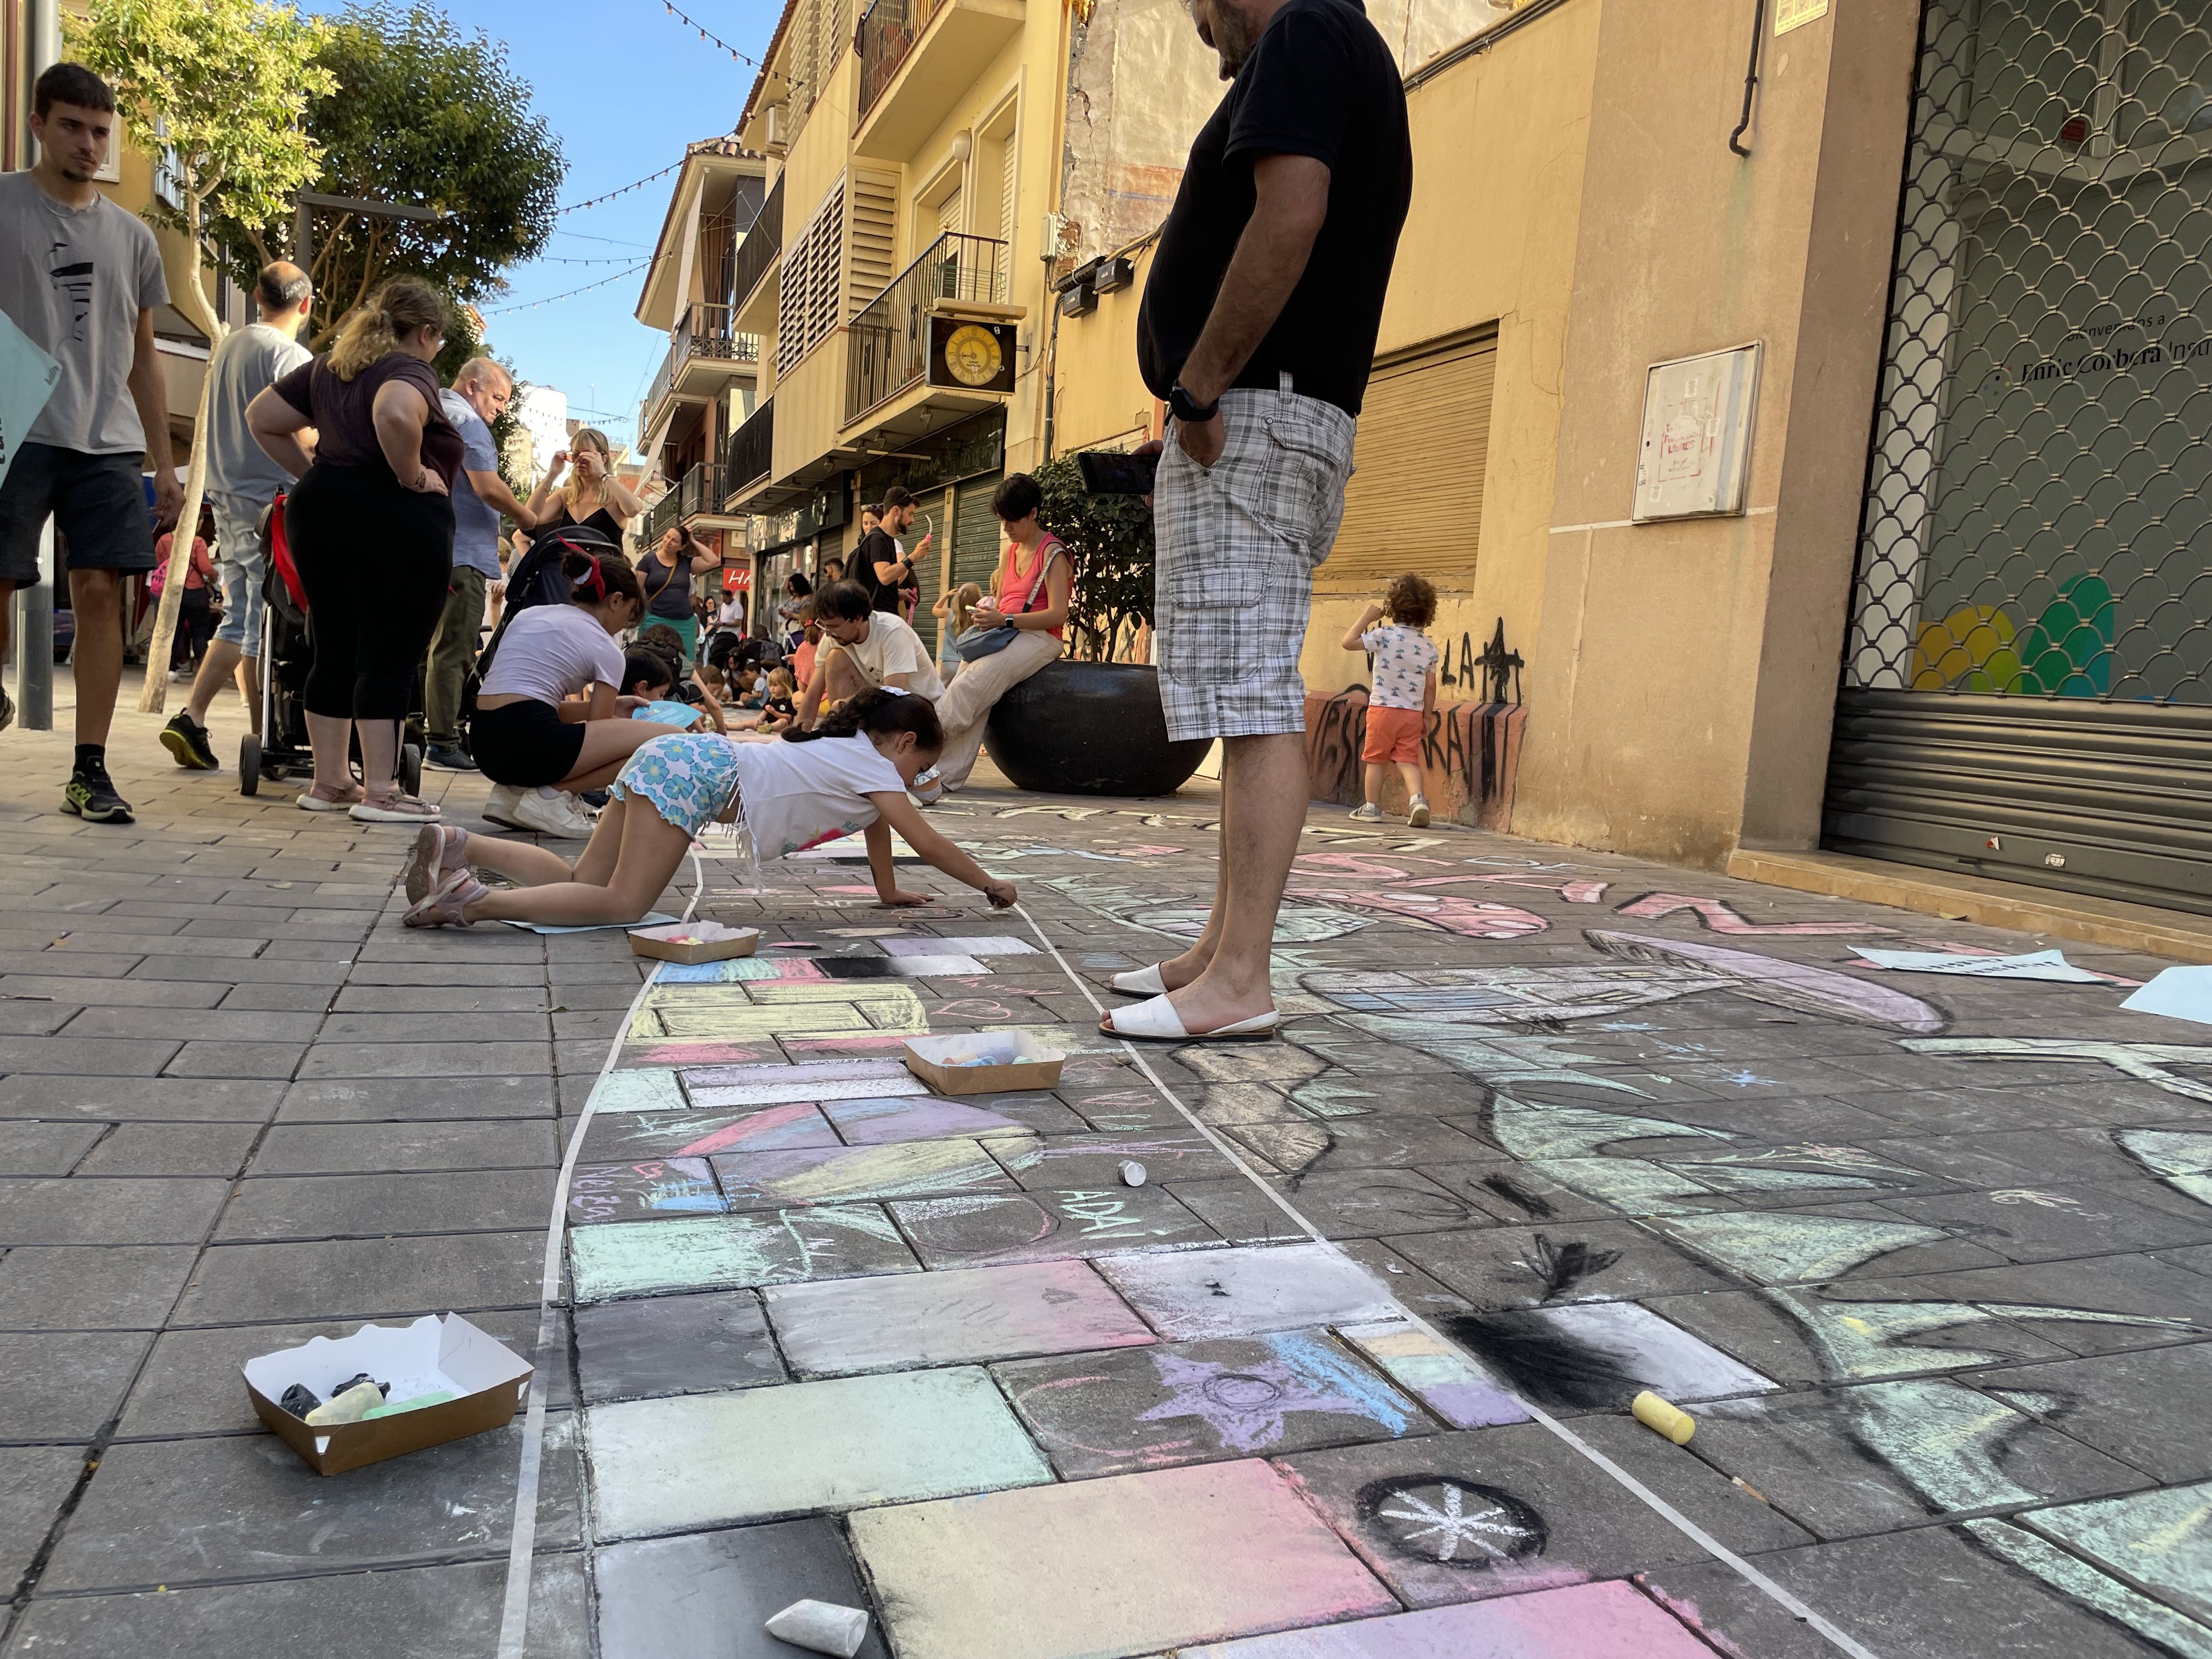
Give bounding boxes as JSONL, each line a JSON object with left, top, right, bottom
{"left": 1169, "top": 381, "right": 1218, "bottom": 425}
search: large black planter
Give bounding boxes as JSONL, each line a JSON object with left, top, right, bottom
{"left": 983, "top": 659, "right": 1211, "bottom": 796}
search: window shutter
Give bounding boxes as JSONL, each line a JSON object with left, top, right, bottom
{"left": 1316, "top": 328, "right": 1497, "bottom": 591}
{"left": 847, "top": 167, "right": 899, "bottom": 315}
{"left": 996, "top": 131, "right": 1017, "bottom": 255}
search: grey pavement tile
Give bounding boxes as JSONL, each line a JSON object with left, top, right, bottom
{"left": 216, "top": 1169, "right": 557, "bottom": 1240}
{"left": 0, "top": 1246, "right": 198, "bottom": 1331}
{"left": 161, "top": 1041, "right": 308, "bottom": 1080}
{"left": 1397, "top": 1220, "right": 1738, "bottom": 1310}
{"left": 115, "top": 1307, "right": 571, "bottom": 1438}
{"left": 249, "top": 1120, "right": 556, "bottom": 1175}
{"left": 172, "top": 1230, "right": 545, "bottom": 1324}
{"left": 0, "top": 1076, "right": 282, "bottom": 1123}
{"left": 0, "top": 1178, "right": 227, "bottom": 1246}
{"left": 0, "top": 976, "right": 226, "bottom": 1009}
{"left": 317, "top": 1011, "right": 553, "bottom": 1043}
{"left": 1421, "top": 1162, "right": 1626, "bottom": 1225}
{"left": 1970, "top": 1344, "right": 2212, "bottom": 1482}
{"left": 73, "top": 1122, "right": 261, "bottom": 1177}
{"left": 595, "top": 1520, "right": 887, "bottom": 1659}
{"left": 334, "top": 984, "right": 552, "bottom": 1013}
{"left": 217, "top": 983, "right": 339, "bottom": 1012}
{"left": 990, "top": 1130, "right": 1245, "bottom": 1189}
{"left": 59, "top": 1008, "right": 324, "bottom": 1043}
{"left": 0, "top": 953, "right": 146, "bottom": 981}
{"left": 1224, "top": 1115, "right": 1496, "bottom": 1182}
{"left": 0, "top": 1121, "right": 106, "bottom": 1175}
{"left": 1166, "top": 1178, "right": 1314, "bottom": 1245}
{"left": 346, "top": 963, "right": 549, "bottom": 988}
{"left": 1878, "top": 1180, "right": 2212, "bottom": 1263}
{"left": 3, "top": 1551, "right": 590, "bottom": 1657}
{"left": 574, "top": 1289, "right": 783, "bottom": 1405}
{"left": 57, "top": 934, "right": 263, "bottom": 958}
{"left": 298, "top": 1040, "right": 552, "bottom": 1079}
{"left": 38, "top": 1412, "right": 582, "bottom": 1593}
{"left": 8, "top": 913, "right": 179, "bottom": 938}
{"left": 1903, "top": 1255, "right": 2212, "bottom": 1356}
{"left": 0, "top": 1330, "right": 151, "bottom": 1442}
{"left": 0, "top": 1037, "right": 180, "bottom": 1077}
{"left": 276, "top": 1076, "right": 557, "bottom": 1123}
{"left": 1858, "top": 1081, "right": 2211, "bottom": 1136}
{"left": 0, "top": 1000, "right": 79, "bottom": 1036}
{"left": 124, "top": 956, "right": 349, "bottom": 985}
{"left": 0, "top": 1444, "right": 86, "bottom": 1592}
{"left": 1265, "top": 1168, "right": 1492, "bottom": 1238}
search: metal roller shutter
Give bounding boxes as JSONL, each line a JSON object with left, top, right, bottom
{"left": 909, "top": 487, "right": 946, "bottom": 656}
{"left": 951, "top": 473, "right": 1004, "bottom": 597}
{"left": 1317, "top": 326, "right": 1496, "bottom": 591}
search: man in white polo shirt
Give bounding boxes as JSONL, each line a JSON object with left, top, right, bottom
{"left": 794, "top": 578, "right": 941, "bottom": 730}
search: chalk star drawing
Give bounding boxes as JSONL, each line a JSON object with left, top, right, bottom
{"left": 1134, "top": 1336, "right": 1417, "bottom": 1453}
{"left": 1356, "top": 1476, "right": 1545, "bottom": 1568}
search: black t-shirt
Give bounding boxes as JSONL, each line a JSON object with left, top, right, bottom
{"left": 1136, "top": 0, "right": 1412, "bottom": 418}
{"left": 853, "top": 526, "right": 915, "bottom": 615}
{"left": 273, "top": 353, "right": 465, "bottom": 487}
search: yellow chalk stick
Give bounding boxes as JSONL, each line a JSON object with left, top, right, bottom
{"left": 1632, "top": 1390, "right": 1695, "bottom": 1444}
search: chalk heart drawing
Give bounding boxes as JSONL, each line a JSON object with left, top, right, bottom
{"left": 1355, "top": 1476, "right": 1547, "bottom": 1569}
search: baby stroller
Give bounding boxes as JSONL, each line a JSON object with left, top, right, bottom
{"left": 238, "top": 496, "right": 423, "bottom": 798}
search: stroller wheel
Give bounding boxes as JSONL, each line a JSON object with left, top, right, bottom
{"left": 399, "top": 741, "right": 422, "bottom": 799}
{"left": 239, "top": 733, "right": 262, "bottom": 797}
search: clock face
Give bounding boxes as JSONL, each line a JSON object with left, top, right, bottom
{"left": 944, "top": 323, "right": 1005, "bottom": 387}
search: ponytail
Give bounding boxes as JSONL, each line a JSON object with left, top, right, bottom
{"left": 785, "top": 685, "right": 942, "bottom": 751}
{"left": 561, "top": 548, "right": 644, "bottom": 610}
{"left": 328, "top": 276, "right": 450, "bottom": 382}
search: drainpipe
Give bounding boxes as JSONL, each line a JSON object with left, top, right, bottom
{"left": 14, "top": 0, "right": 64, "bottom": 731}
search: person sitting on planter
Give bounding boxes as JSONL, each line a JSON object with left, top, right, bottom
{"left": 928, "top": 473, "right": 1069, "bottom": 792}
{"left": 794, "top": 579, "right": 943, "bottom": 728}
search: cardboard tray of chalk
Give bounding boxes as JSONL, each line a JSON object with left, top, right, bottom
{"left": 243, "top": 1313, "right": 533, "bottom": 1477}
{"left": 628, "top": 919, "right": 761, "bottom": 964}
{"left": 904, "top": 1029, "right": 1065, "bottom": 1096}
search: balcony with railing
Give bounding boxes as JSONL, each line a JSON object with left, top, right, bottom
{"left": 853, "top": 0, "right": 1023, "bottom": 158}
{"left": 646, "top": 459, "right": 755, "bottom": 546}
{"left": 641, "top": 302, "right": 763, "bottom": 434}
{"left": 845, "top": 233, "right": 1010, "bottom": 424}
{"left": 730, "top": 177, "right": 783, "bottom": 326}
{"left": 726, "top": 398, "right": 776, "bottom": 502}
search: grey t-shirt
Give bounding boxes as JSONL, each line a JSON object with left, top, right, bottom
{"left": 438, "top": 389, "right": 503, "bottom": 578}
{"left": 205, "top": 320, "right": 310, "bottom": 507}
{"left": 0, "top": 171, "right": 168, "bottom": 454}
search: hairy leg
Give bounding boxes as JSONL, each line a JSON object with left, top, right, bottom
{"left": 1160, "top": 731, "right": 1306, "bottom": 1028}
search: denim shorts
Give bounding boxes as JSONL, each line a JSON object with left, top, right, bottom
{"left": 211, "top": 494, "right": 270, "bottom": 648}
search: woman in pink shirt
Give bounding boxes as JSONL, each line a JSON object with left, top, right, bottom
{"left": 928, "top": 472, "right": 1068, "bottom": 792}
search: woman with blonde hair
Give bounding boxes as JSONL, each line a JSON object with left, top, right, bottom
{"left": 524, "top": 426, "right": 641, "bottom": 545}
{"left": 247, "top": 276, "right": 460, "bottom": 822}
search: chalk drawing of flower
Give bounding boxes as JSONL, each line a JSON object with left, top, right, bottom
{"left": 1357, "top": 1476, "right": 1547, "bottom": 1568}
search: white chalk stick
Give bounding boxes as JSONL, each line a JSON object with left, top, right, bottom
{"left": 1120, "top": 1159, "right": 1148, "bottom": 1187}
{"left": 764, "top": 1599, "right": 870, "bottom": 1657}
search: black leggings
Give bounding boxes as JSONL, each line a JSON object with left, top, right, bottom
{"left": 286, "top": 462, "right": 454, "bottom": 720}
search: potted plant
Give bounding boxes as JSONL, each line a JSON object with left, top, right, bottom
{"left": 981, "top": 454, "right": 1211, "bottom": 795}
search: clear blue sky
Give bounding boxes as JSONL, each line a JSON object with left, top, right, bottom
{"left": 329, "top": 0, "right": 778, "bottom": 447}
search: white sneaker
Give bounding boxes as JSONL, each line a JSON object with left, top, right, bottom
{"left": 482, "top": 782, "right": 526, "bottom": 829}
{"left": 1407, "top": 795, "right": 1432, "bottom": 828}
{"left": 1348, "top": 803, "right": 1384, "bottom": 822}
{"left": 513, "top": 786, "right": 595, "bottom": 839}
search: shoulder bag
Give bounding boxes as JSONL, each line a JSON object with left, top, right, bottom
{"left": 956, "top": 541, "right": 1059, "bottom": 662}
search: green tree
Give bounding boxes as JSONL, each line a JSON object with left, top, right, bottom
{"left": 69, "top": 0, "right": 334, "bottom": 712}
{"left": 257, "top": 2, "right": 566, "bottom": 346}
{"left": 1035, "top": 455, "right": 1156, "bottom": 661}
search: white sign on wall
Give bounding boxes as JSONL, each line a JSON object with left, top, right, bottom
{"left": 1633, "top": 342, "right": 1762, "bottom": 522}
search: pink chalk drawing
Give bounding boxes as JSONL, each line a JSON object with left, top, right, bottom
{"left": 1288, "top": 887, "right": 1550, "bottom": 940}
{"left": 1586, "top": 932, "right": 1945, "bottom": 1031}
{"left": 676, "top": 1104, "right": 834, "bottom": 1158}
{"left": 1613, "top": 892, "right": 1898, "bottom": 936}
{"left": 1133, "top": 1333, "right": 1421, "bottom": 1453}
{"left": 1393, "top": 873, "right": 1612, "bottom": 904}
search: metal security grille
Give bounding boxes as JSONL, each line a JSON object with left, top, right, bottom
{"left": 1826, "top": 0, "right": 2212, "bottom": 910}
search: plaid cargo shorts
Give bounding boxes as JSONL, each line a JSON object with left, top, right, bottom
{"left": 1152, "top": 387, "right": 1356, "bottom": 743}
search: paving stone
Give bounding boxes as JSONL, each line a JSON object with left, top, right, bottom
{"left": 0, "top": 1120, "right": 106, "bottom": 1175}
{"left": 568, "top": 1207, "right": 921, "bottom": 1302}
{"left": 0, "top": 1245, "right": 197, "bottom": 1330}
{"left": 766, "top": 1257, "right": 1154, "bottom": 1377}
{"left": 62, "top": 1007, "right": 323, "bottom": 1043}
{"left": 594, "top": 1519, "right": 889, "bottom": 1659}
{"left": 0, "top": 1036, "right": 180, "bottom": 1076}
{"left": 249, "top": 1120, "right": 556, "bottom": 1174}
{"left": 992, "top": 1130, "right": 1246, "bottom": 1188}
{"left": 568, "top": 1158, "right": 725, "bottom": 1223}
{"left": 848, "top": 1459, "right": 1396, "bottom": 1659}
{"left": 0, "top": 1329, "right": 151, "bottom": 1440}
{"left": 2019, "top": 1481, "right": 2212, "bottom": 1626}
{"left": 1430, "top": 1300, "right": 1775, "bottom": 1414}
{"left": 217, "top": 1169, "right": 557, "bottom": 1239}
{"left": 1275, "top": 1418, "right": 1809, "bottom": 1609}
{"left": 890, "top": 1186, "right": 1222, "bottom": 1268}
{"left": 0, "top": 998, "right": 78, "bottom": 1036}
{"left": 219, "top": 981, "right": 343, "bottom": 1012}
{"left": 74, "top": 1121, "right": 261, "bottom": 1176}
{"left": 0, "top": 1554, "right": 591, "bottom": 1659}
{"left": 39, "top": 1413, "right": 582, "bottom": 1592}
{"left": 1170, "top": 1178, "right": 1316, "bottom": 1244}
{"left": 115, "top": 1308, "right": 571, "bottom": 1437}
{"left": 1098, "top": 1243, "right": 1402, "bottom": 1340}
{"left": 0, "top": 1443, "right": 86, "bottom": 1589}
{"left": 1177, "top": 1581, "right": 1733, "bottom": 1657}
{"left": 577, "top": 1103, "right": 842, "bottom": 1163}
{"left": 574, "top": 1290, "right": 782, "bottom": 1405}
{"left": 1898, "top": 1255, "right": 2212, "bottom": 1356}
{"left": 334, "top": 984, "right": 553, "bottom": 1012}
{"left": 817, "top": 1093, "right": 1037, "bottom": 1142}
{"left": 1970, "top": 1344, "right": 2212, "bottom": 1482}
{"left": 1267, "top": 1169, "right": 1491, "bottom": 1238}
{"left": 0, "top": 1075, "right": 282, "bottom": 1123}
{"left": 586, "top": 1366, "right": 1052, "bottom": 1537}
{"left": 1392, "top": 1221, "right": 1739, "bottom": 1310}
{"left": 297, "top": 1039, "right": 552, "bottom": 1079}
{"left": 275, "top": 1075, "right": 557, "bottom": 1122}
{"left": 1, "top": 975, "right": 228, "bottom": 1009}
{"left": 1227, "top": 1117, "right": 1496, "bottom": 1183}
{"left": 172, "top": 1231, "right": 545, "bottom": 1324}
{"left": 0, "top": 1177, "right": 227, "bottom": 1245}
{"left": 707, "top": 1138, "right": 1018, "bottom": 1209}
{"left": 1878, "top": 1180, "right": 2212, "bottom": 1263}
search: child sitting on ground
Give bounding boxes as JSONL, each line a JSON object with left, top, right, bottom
{"left": 1341, "top": 572, "right": 1440, "bottom": 828}
{"left": 402, "top": 688, "right": 1014, "bottom": 928}
{"left": 622, "top": 647, "right": 718, "bottom": 733}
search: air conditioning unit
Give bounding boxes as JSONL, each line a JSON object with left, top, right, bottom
{"left": 763, "top": 104, "right": 791, "bottom": 153}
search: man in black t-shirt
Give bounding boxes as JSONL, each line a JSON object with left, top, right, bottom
{"left": 1103, "top": 0, "right": 1410, "bottom": 1047}
{"left": 853, "top": 484, "right": 929, "bottom": 617}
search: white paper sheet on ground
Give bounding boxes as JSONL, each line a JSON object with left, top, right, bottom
{"left": 882, "top": 935, "right": 1037, "bottom": 957}
{"left": 1850, "top": 946, "right": 2107, "bottom": 983}
{"left": 496, "top": 912, "right": 680, "bottom": 935}
{"left": 2121, "top": 967, "right": 2212, "bottom": 1025}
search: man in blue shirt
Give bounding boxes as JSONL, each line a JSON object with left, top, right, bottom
{"left": 426, "top": 357, "right": 535, "bottom": 771}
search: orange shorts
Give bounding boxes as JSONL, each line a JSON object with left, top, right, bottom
{"left": 1362, "top": 704, "right": 1426, "bottom": 764}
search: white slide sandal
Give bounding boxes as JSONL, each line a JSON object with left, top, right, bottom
{"left": 1110, "top": 963, "right": 1170, "bottom": 996}
{"left": 1099, "top": 994, "right": 1280, "bottom": 1043}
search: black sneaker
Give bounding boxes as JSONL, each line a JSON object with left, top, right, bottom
{"left": 63, "top": 759, "right": 134, "bottom": 823}
{"left": 161, "top": 712, "right": 218, "bottom": 770}
{"left": 423, "top": 743, "right": 478, "bottom": 772}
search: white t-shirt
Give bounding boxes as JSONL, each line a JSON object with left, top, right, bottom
{"left": 1361, "top": 625, "right": 1440, "bottom": 710}
{"left": 482, "top": 605, "right": 626, "bottom": 703}
{"left": 730, "top": 732, "right": 909, "bottom": 859}
{"left": 836, "top": 612, "right": 945, "bottom": 701}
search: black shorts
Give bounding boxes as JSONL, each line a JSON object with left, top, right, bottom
{"left": 472, "top": 699, "right": 585, "bottom": 788}
{"left": 0, "top": 445, "right": 156, "bottom": 585}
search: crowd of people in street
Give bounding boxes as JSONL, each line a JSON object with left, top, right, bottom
{"left": 5, "top": 0, "right": 1410, "bottom": 1052}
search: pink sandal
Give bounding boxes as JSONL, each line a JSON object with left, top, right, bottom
{"left": 404, "top": 825, "right": 472, "bottom": 904}
{"left": 297, "top": 782, "right": 364, "bottom": 813}
{"left": 352, "top": 792, "right": 442, "bottom": 824}
{"left": 403, "top": 866, "right": 487, "bottom": 928}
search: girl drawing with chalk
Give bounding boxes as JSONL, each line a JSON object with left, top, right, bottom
{"left": 400, "top": 688, "right": 1015, "bottom": 928}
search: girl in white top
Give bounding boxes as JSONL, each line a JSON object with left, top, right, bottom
{"left": 402, "top": 689, "right": 1014, "bottom": 927}
{"left": 472, "top": 549, "right": 688, "bottom": 795}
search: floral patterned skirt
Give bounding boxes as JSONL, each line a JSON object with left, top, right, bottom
{"left": 609, "top": 733, "right": 741, "bottom": 838}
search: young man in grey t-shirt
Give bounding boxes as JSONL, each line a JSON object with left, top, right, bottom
{"left": 0, "top": 63, "right": 183, "bottom": 822}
